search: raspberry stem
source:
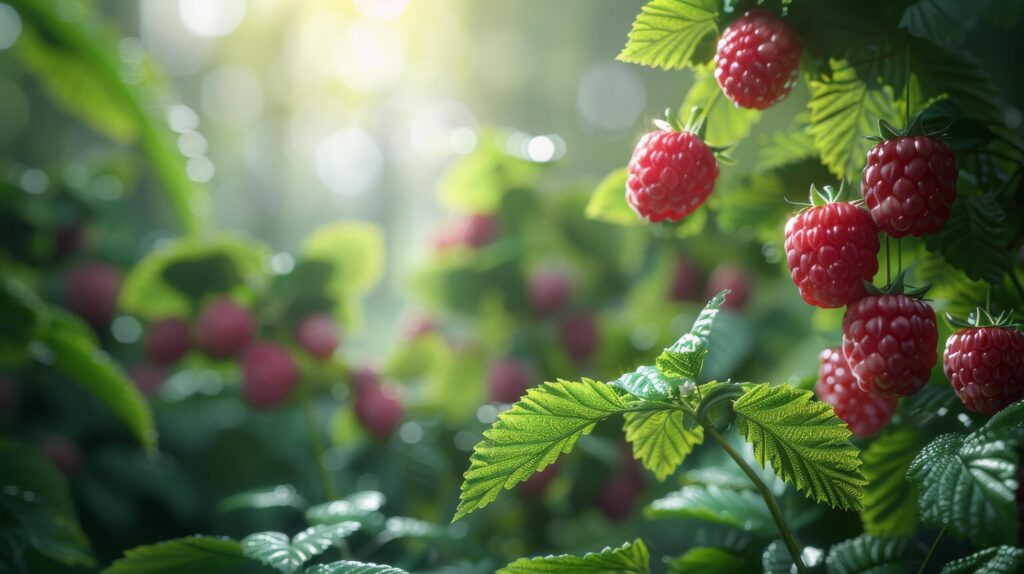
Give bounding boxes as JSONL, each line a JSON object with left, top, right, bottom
{"left": 916, "top": 528, "right": 945, "bottom": 574}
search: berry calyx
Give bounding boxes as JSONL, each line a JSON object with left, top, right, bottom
{"left": 65, "top": 263, "right": 122, "bottom": 328}
{"left": 529, "top": 269, "right": 572, "bottom": 317}
{"left": 295, "top": 313, "right": 340, "bottom": 360}
{"left": 815, "top": 348, "right": 896, "bottom": 437}
{"left": 706, "top": 264, "right": 751, "bottom": 309}
{"left": 560, "top": 313, "right": 599, "bottom": 364}
{"left": 354, "top": 380, "right": 404, "bottom": 439}
{"left": 196, "top": 299, "right": 255, "bottom": 359}
{"left": 943, "top": 309, "right": 1024, "bottom": 414}
{"left": 487, "top": 358, "right": 534, "bottom": 404}
{"left": 241, "top": 342, "right": 299, "bottom": 409}
{"left": 714, "top": 9, "right": 801, "bottom": 110}
{"left": 144, "top": 318, "right": 191, "bottom": 365}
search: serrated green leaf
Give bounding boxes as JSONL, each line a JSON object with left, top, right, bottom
{"left": 680, "top": 64, "right": 762, "bottom": 147}
{"left": 807, "top": 59, "right": 899, "bottom": 181}
{"left": 733, "top": 384, "right": 866, "bottom": 510}
{"left": 0, "top": 487, "right": 93, "bottom": 568}
{"left": 757, "top": 128, "right": 818, "bottom": 172}
{"left": 824, "top": 535, "right": 923, "bottom": 574}
{"left": 217, "top": 485, "right": 308, "bottom": 515}
{"left": 498, "top": 539, "right": 650, "bottom": 573}
{"left": 609, "top": 365, "right": 673, "bottom": 401}
{"left": 585, "top": 168, "right": 641, "bottom": 226}
{"left": 646, "top": 485, "right": 777, "bottom": 537}
{"left": 301, "top": 222, "right": 386, "bottom": 330}
{"left": 101, "top": 536, "right": 251, "bottom": 574}
{"left": 241, "top": 523, "right": 361, "bottom": 574}
{"left": 624, "top": 409, "right": 703, "bottom": 481}
{"left": 860, "top": 428, "right": 918, "bottom": 537}
{"left": 308, "top": 561, "right": 409, "bottom": 574}
{"left": 911, "top": 40, "right": 1003, "bottom": 122}
{"left": 924, "top": 191, "right": 1009, "bottom": 283}
{"left": 617, "top": 0, "right": 718, "bottom": 70}
{"left": 306, "top": 492, "right": 386, "bottom": 527}
{"left": 941, "top": 546, "right": 1024, "bottom": 574}
{"left": 656, "top": 290, "right": 728, "bottom": 380}
{"left": 983, "top": 401, "right": 1024, "bottom": 442}
{"left": 900, "top": 0, "right": 979, "bottom": 45}
{"left": 454, "top": 379, "right": 641, "bottom": 521}
{"left": 668, "top": 547, "right": 754, "bottom": 574}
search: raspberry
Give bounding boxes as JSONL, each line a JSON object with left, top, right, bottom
{"left": 40, "top": 436, "right": 81, "bottom": 478}
{"left": 815, "top": 348, "right": 896, "bottom": 437}
{"left": 784, "top": 202, "right": 879, "bottom": 308}
{"left": 129, "top": 363, "right": 166, "bottom": 397}
{"left": 862, "top": 136, "right": 957, "bottom": 238}
{"left": 403, "top": 314, "right": 437, "bottom": 340}
{"left": 354, "top": 381, "right": 404, "bottom": 439}
{"left": 65, "top": 263, "right": 121, "bottom": 328}
{"left": 714, "top": 9, "right": 801, "bottom": 110}
{"left": 295, "top": 313, "right": 340, "bottom": 360}
{"left": 241, "top": 342, "right": 298, "bottom": 409}
{"left": 626, "top": 130, "right": 719, "bottom": 223}
{"left": 596, "top": 473, "right": 641, "bottom": 522}
{"left": 668, "top": 256, "right": 700, "bottom": 302}
{"left": 842, "top": 294, "right": 938, "bottom": 397}
{"left": 706, "top": 264, "right": 751, "bottom": 309}
{"left": 944, "top": 327, "right": 1024, "bottom": 414}
{"left": 488, "top": 358, "right": 534, "bottom": 403}
{"left": 144, "top": 318, "right": 191, "bottom": 365}
{"left": 351, "top": 366, "right": 380, "bottom": 390}
{"left": 529, "top": 270, "right": 572, "bottom": 317}
{"left": 196, "top": 299, "right": 255, "bottom": 358}
{"left": 561, "top": 313, "right": 599, "bottom": 364}
{"left": 519, "top": 462, "right": 559, "bottom": 498}
{"left": 435, "top": 214, "right": 499, "bottom": 251}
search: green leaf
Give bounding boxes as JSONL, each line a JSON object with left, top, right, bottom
{"left": 440, "top": 132, "right": 543, "bottom": 214}
{"left": 656, "top": 290, "right": 728, "bottom": 380}
{"left": 0, "top": 438, "right": 75, "bottom": 517}
{"left": 680, "top": 64, "right": 762, "bottom": 147}
{"left": 498, "top": 539, "right": 650, "bottom": 573}
{"left": 306, "top": 492, "right": 386, "bottom": 527}
{"left": 732, "top": 383, "right": 866, "bottom": 510}
{"left": 713, "top": 173, "right": 789, "bottom": 244}
{"left": 668, "top": 547, "right": 754, "bottom": 574}
{"left": 924, "top": 191, "right": 1009, "bottom": 283}
{"left": 646, "top": 485, "right": 777, "bottom": 537}
{"left": 0, "top": 487, "right": 93, "bottom": 567}
{"left": 217, "top": 485, "right": 308, "bottom": 514}
{"left": 379, "top": 517, "right": 447, "bottom": 541}
{"left": 624, "top": 408, "right": 703, "bottom": 481}
{"left": 101, "top": 536, "right": 252, "bottom": 574}
{"left": 609, "top": 365, "right": 673, "bottom": 401}
{"left": 301, "top": 222, "right": 386, "bottom": 330}
{"left": 453, "top": 379, "right": 638, "bottom": 521}
{"left": 761, "top": 540, "right": 798, "bottom": 574}
{"left": 757, "top": 127, "right": 819, "bottom": 172}
{"left": 241, "top": 523, "right": 361, "bottom": 574}
{"left": 617, "top": 0, "right": 718, "bottom": 70}
{"left": 941, "top": 546, "right": 1024, "bottom": 574}
{"left": 807, "top": 59, "right": 899, "bottom": 181}
{"left": 824, "top": 535, "right": 923, "bottom": 574}
{"left": 900, "top": 0, "right": 979, "bottom": 45}
{"left": 585, "top": 168, "right": 641, "bottom": 226}
{"left": 860, "top": 428, "right": 918, "bottom": 537}
{"left": 308, "top": 562, "right": 409, "bottom": 574}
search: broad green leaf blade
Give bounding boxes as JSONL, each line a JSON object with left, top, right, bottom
{"left": 454, "top": 379, "right": 637, "bottom": 521}
{"left": 0, "top": 487, "right": 93, "bottom": 568}
{"left": 440, "top": 132, "right": 543, "bottom": 214}
{"left": 617, "top": 0, "right": 718, "bottom": 70}
{"left": 924, "top": 191, "right": 1009, "bottom": 283}
{"left": 217, "top": 485, "right": 308, "bottom": 514}
{"left": 941, "top": 546, "right": 1024, "bottom": 574}
{"left": 623, "top": 408, "right": 703, "bottom": 481}
{"left": 308, "top": 561, "right": 409, "bottom": 574}
{"left": 824, "top": 535, "right": 923, "bottom": 574}
{"left": 585, "top": 168, "right": 641, "bottom": 226}
{"left": 907, "top": 430, "right": 1019, "bottom": 546}
{"left": 241, "top": 523, "right": 361, "bottom": 574}
{"left": 983, "top": 400, "right": 1024, "bottom": 442}
{"left": 757, "top": 128, "right": 818, "bottom": 171}
{"left": 680, "top": 64, "right": 762, "bottom": 147}
{"left": 762, "top": 540, "right": 797, "bottom": 574}
{"left": 860, "top": 428, "right": 918, "bottom": 537}
{"left": 0, "top": 438, "right": 75, "bottom": 517}
{"left": 645, "top": 485, "right": 776, "bottom": 537}
{"left": 668, "top": 547, "right": 755, "bottom": 574}
{"left": 380, "top": 517, "right": 447, "bottom": 541}
{"left": 733, "top": 383, "right": 866, "bottom": 510}
{"left": 656, "top": 290, "right": 728, "bottom": 380}
{"left": 900, "top": 0, "right": 977, "bottom": 45}
{"left": 101, "top": 536, "right": 251, "bottom": 574}
{"left": 609, "top": 365, "right": 673, "bottom": 401}
{"left": 301, "top": 222, "right": 386, "bottom": 330}
{"left": 498, "top": 539, "right": 650, "bottom": 573}
{"left": 306, "top": 492, "right": 386, "bottom": 526}
{"left": 807, "top": 59, "right": 899, "bottom": 180}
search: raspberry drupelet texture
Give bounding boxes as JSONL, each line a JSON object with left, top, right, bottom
{"left": 944, "top": 326, "right": 1024, "bottom": 414}
{"left": 842, "top": 294, "right": 938, "bottom": 397}
{"left": 626, "top": 130, "right": 719, "bottom": 223}
{"left": 714, "top": 9, "right": 801, "bottom": 110}
{"left": 785, "top": 202, "right": 879, "bottom": 308}
{"left": 862, "top": 136, "right": 958, "bottom": 238}
{"left": 815, "top": 348, "right": 896, "bottom": 437}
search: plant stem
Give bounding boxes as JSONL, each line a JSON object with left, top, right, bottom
{"left": 897, "top": 238, "right": 902, "bottom": 275}
{"left": 300, "top": 384, "right": 338, "bottom": 502}
{"left": 917, "top": 528, "right": 945, "bottom": 574}
{"left": 885, "top": 235, "right": 892, "bottom": 285}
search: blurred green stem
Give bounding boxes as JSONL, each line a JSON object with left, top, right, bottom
{"left": 300, "top": 383, "right": 338, "bottom": 502}
{"left": 917, "top": 528, "right": 945, "bottom": 574}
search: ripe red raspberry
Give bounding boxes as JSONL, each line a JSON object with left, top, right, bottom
{"left": 862, "top": 136, "right": 957, "bottom": 238}
{"left": 626, "top": 129, "right": 719, "bottom": 223}
{"left": 519, "top": 462, "right": 559, "bottom": 498}
{"left": 144, "top": 318, "right": 191, "bottom": 365}
{"left": 560, "top": 313, "right": 599, "bottom": 364}
{"left": 529, "top": 270, "right": 572, "bottom": 317}
{"left": 354, "top": 381, "right": 404, "bottom": 439}
{"left": 706, "top": 264, "right": 751, "bottom": 309}
{"left": 295, "top": 313, "right": 340, "bottom": 360}
{"left": 668, "top": 256, "right": 700, "bottom": 302}
{"left": 944, "top": 327, "right": 1024, "bottom": 414}
{"left": 714, "top": 9, "right": 801, "bottom": 110}
{"left": 241, "top": 342, "right": 298, "bottom": 409}
{"left": 196, "top": 299, "right": 255, "bottom": 358}
{"left": 784, "top": 202, "right": 879, "bottom": 308}
{"left": 488, "top": 358, "right": 534, "bottom": 403}
{"left": 129, "top": 363, "right": 166, "bottom": 397}
{"left": 65, "top": 263, "right": 121, "bottom": 328}
{"left": 842, "top": 295, "right": 938, "bottom": 397}
{"left": 815, "top": 348, "right": 896, "bottom": 437}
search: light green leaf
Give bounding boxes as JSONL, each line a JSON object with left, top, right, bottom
{"left": 668, "top": 547, "right": 754, "bottom": 574}
{"left": 757, "top": 128, "right": 818, "bottom": 171}
{"left": 585, "top": 168, "right": 641, "bottom": 226}
{"left": 646, "top": 485, "right": 776, "bottom": 537}
{"left": 824, "top": 535, "right": 923, "bottom": 574}
{"left": 308, "top": 561, "right": 409, "bottom": 574}
{"left": 924, "top": 191, "right": 1009, "bottom": 283}
{"left": 454, "top": 379, "right": 639, "bottom": 521}
{"left": 217, "top": 485, "right": 308, "bottom": 514}
{"left": 101, "top": 536, "right": 250, "bottom": 574}
{"left": 624, "top": 408, "right": 703, "bottom": 481}
{"left": 807, "top": 59, "right": 899, "bottom": 181}
{"left": 860, "top": 428, "right": 918, "bottom": 537}
{"left": 306, "top": 492, "right": 385, "bottom": 527}
{"left": 440, "top": 133, "right": 543, "bottom": 214}
{"left": 609, "top": 365, "right": 673, "bottom": 401}
{"left": 941, "top": 546, "right": 1024, "bottom": 574}
{"left": 301, "top": 222, "right": 386, "bottom": 330}
{"left": 680, "top": 64, "right": 762, "bottom": 147}
{"left": 241, "top": 523, "right": 361, "bottom": 574}
{"left": 617, "top": 0, "right": 718, "bottom": 70}
{"left": 498, "top": 539, "right": 650, "bottom": 573}
{"left": 0, "top": 487, "right": 93, "bottom": 568}
{"left": 655, "top": 290, "right": 728, "bottom": 380}
{"left": 733, "top": 383, "right": 866, "bottom": 510}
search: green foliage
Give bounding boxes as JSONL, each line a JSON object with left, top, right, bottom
{"left": 732, "top": 383, "right": 866, "bottom": 510}
{"left": 680, "top": 65, "right": 762, "bottom": 147}
{"left": 900, "top": 0, "right": 978, "bottom": 46}
{"left": 859, "top": 428, "right": 918, "bottom": 537}
{"left": 757, "top": 126, "right": 819, "bottom": 172}
{"left": 308, "top": 562, "right": 410, "bottom": 574}
{"left": 807, "top": 59, "right": 899, "bottom": 181}
{"left": 646, "top": 485, "right": 777, "bottom": 537}
{"left": 623, "top": 408, "right": 703, "bottom": 481}
{"left": 440, "top": 133, "right": 542, "bottom": 214}
{"left": 0, "top": 487, "right": 93, "bottom": 568}
{"left": 824, "top": 535, "right": 922, "bottom": 574}
{"left": 617, "top": 0, "right": 718, "bottom": 71}
{"left": 300, "top": 222, "right": 386, "bottom": 329}
{"left": 610, "top": 365, "right": 674, "bottom": 401}
{"left": 761, "top": 540, "right": 797, "bottom": 574}
{"left": 306, "top": 492, "right": 386, "bottom": 527}
{"left": 940, "top": 546, "right": 1024, "bottom": 574}
{"left": 656, "top": 289, "right": 727, "bottom": 380}
{"left": 217, "top": 485, "right": 308, "bottom": 514}
{"left": 584, "top": 168, "right": 639, "bottom": 226}
{"left": 924, "top": 190, "right": 1009, "bottom": 283}
{"left": 497, "top": 539, "right": 650, "bottom": 573}
{"left": 241, "top": 523, "right": 361, "bottom": 574}
{"left": 0, "top": 438, "right": 76, "bottom": 517}
{"left": 453, "top": 379, "right": 637, "bottom": 521}
{"left": 668, "top": 547, "right": 754, "bottom": 574}
{"left": 712, "top": 173, "right": 789, "bottom": 243}
{"left": 101, "top": 536, "right": 253, "bottom": 574}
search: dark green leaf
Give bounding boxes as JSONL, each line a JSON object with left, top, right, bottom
{"left": 217, "top": 485, "right": 308, "bottom": 514}
{"left": 824, "top": 535, "right": 923, "bottom": 574}
{"left": 101, "top": 536, "right": 252, "bottom": 574}
{"left": 860, "top": 428, "right": 918, "bottom": 537}
{"left": 0, "top": 438, "right": 75, "bottom": 517}
{"left": 498, "top": 539, "right": 650, "bottom": 573}
{"left": 924, "top": 191, "right": 1009, "bottom": 283}
{"left": 0, "top": 487, "right": 93, "bottom": 567}
{"left": 308, "top": 562, "right": 409, "bottom": 574}
{"left": 941, "top": 546, "right": 1024, "bottom": 574}
{"left": 241, "top": 523, "right": 361, "bottom": 574}
{"left": 757, "top": 127, "right": 819, "bottom": 172}
{"left": 668, "top": 547, "right": 755, "bottom": 574}
{"left": 646, "top": 485, "right": 777, "bottom": 537}
{"left": 617, "top": 0, "right": 718, "bottom": 70}
{"left": 305, "top": 492, "right": 385, "bottom": 527}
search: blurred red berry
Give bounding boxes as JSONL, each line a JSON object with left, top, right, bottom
{"left": 529, "top": 270, "right": 572, "bottom": 317}
{"left": 129, "top": 363, "right": 166, "bottom": 397}
{"left": 351, "top": 366, "right": 381, "bottom": 391}
{"left": 944, "top": 327, "right": 1024, "bottom": 414}
{"left": 519, "top": 463, "right": 560, "bottom": 498}
{"left": 404, "top": 314, "right": 437, "bottom": 340}
{"left": 596, "top": 472, "right": 641, "bottom": 522}
{"left": 714, "top": 9, "right": 801, "bottom": 110}
{"left": 40, "top": 436, "right": 81, "bottom": 478}
{"left": 196, "top": 299, "right": 255, "bottom": 358}
{"left": 354, "top": 382, "right": 404, "bottom": 439}
{"left": 296, "top": 313, "right": 340, "bottom": 360}
{"left": 706, "top": 264, "right": 751, "bottom": 309}
{"left": 144, "top": 318, "right": 191, "bottom": 365}
{"left": 560, "top": 314, "right": 599, "bottom": 364}
{"left": 815, "top": 348, "right": 896, "bottom": 437}
{"left": 668, "top": 256, "right": 700, "bottom": 301}
{"left": 241, "top": 342, "right": 299, "bottom": 409}
{"left": 65, "top": 263, "right": 121, "bottom": 328}
{"left": 488, "top": 358, "right": 534, "bottom": 404}
{"left": 626, "top": 129, "right": 718, "bottom": 223}
{"left": 461, "top": 214, "right": 499, "bottom": 247}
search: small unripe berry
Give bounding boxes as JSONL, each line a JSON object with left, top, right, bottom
{"left": 65, "top": 263, "right": 121, "bottom": 328}
{"left": 144, "top": 318, "right": 191, "bottom": 365}
{"left": 196, "top": 299, "right": 255, "bottom": 358}
{"left": 40, "top": 436, "right": 81, "bottom": 478}
{"left": 488, "top": 358, "right": 534, "bottom": 403}
{"left": 529, "top": 270, "right": 572, "bottom": 317}
{"left": 295, "top": 313, "right": 340, "bottom": 360}
{"left": 668, "top": 256, "right": 700, "bottom": 302}
{"left": 706, "top": 264, "right": 751, "bottom": 309}
{"left": 560, "top": 314, "right": 599, "bottom": 364}
{"left": 129, "top": 363, "right": 166, "bottom": 397}
{"left": 241, "top": 342, "right": 299, "bottom": 409}
{"left": 354, "top": 381, "right": 404, "bottom": 439}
